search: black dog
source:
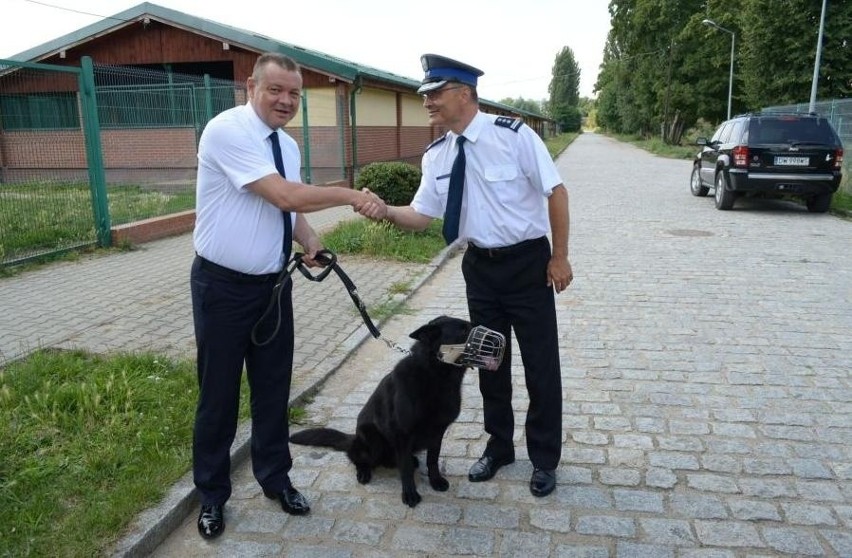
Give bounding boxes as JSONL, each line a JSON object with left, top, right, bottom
{"left": 290, "top": 315, "right": 473, "bottom": 507}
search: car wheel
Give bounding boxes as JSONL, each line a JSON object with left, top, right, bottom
{"left": 714, "top": 171, "right": 735, "bottom": 210}
{"left": 690, "top": 166, "right": 709, "bottom": 197}
{"left": 806, "top": 193, "right": 832, "bottom": 213}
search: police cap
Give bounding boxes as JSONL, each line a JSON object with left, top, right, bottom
{"left": 417, "top": 53, "right": 484, "bottom": 94}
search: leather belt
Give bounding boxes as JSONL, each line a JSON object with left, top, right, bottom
{"left": 195, "top": 255, "right": 279, "bottom": 284}
{"left": 466, "top": 236, "right": 546, "bottom": 258}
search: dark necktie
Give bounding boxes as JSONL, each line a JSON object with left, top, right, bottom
{"left": 269, "top": 132, "right": 293, "bottom": 263}
{"left": 442, "top": 135, "right": 466, "bottom": 244}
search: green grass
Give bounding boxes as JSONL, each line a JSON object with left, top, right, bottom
{"left": 322, "top": 218, "right": 446, "bottom": 263}
{"left": 0, "top": 182, "right": 194, "bottom": 264}
{"left": 607, "top": 132, "right": 698, "bottom": 159}
{"left": 544, "top": 132, "right": 578, "bottom": 158}
{"left": 0, "top": 350, "right": 250, "bottom": 557}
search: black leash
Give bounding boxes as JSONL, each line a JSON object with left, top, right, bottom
{"left": 251, "top": 249, "right": 408, "bottom": 355}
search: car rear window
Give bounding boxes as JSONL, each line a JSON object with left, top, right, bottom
{"left": 749, "top": 117, "right": 838, "bottom": 145}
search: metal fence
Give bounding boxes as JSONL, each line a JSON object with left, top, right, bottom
{"left": 0, "top": 58, "right": 349, "bottom": 266}
{"left": 0, "top": 57, "right": 109, "bottom": 266}
{"left": 763, "top": 98, "right": 851, "bottom": 194}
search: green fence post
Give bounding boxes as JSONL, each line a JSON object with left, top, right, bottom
{"left": 301, "top": 91, "right": 312, "bottom": 184}
{"left": 79, "top": 56, "right": 111, "bottom": 247}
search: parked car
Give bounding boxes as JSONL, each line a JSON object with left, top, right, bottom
{"left": 690, "top": 112, "right": 844, "bottom": 212}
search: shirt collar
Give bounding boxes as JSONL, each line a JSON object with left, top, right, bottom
{"left": 456, "top": 110, "right": 486, "bottom": 144}
{"left": 243, "top": 101, "right": 279, "bottom": 142}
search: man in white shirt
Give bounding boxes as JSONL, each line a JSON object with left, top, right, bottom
{"left": 192, "top": 52, "right": 375, "bottom": 540}
{"left": 359, "top": 54, "right": 572, "bottom": 498}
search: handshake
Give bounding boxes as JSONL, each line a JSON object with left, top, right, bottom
{"left": 353, "top": 188, "right": 389, "bottom": 221}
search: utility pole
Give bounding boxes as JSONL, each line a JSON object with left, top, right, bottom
{"left": 808, "top": 0, "right": 828, "bottom": 113}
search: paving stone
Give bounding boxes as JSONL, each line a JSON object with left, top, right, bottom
{"left": 613, "top": 489, "right": 664, "bottom": 513}
{"left": 638, "top": 518, "right": 696, "bottom": 545}
{"left": 693, "top": 521, "right": 765, "bottom": 548}
{"left": 727, "top": 499, "right": 781, "bottom": 521}
{"left": 820, "top": 529, "right": 852, "bottom": 557}
{"left": 576, "top": 515, "right": 636, "bottom": 538}
{"left": 761, "top": 527, "right": 825, "bottom": 556}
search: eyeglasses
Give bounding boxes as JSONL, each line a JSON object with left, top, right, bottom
{"left": 422, "top": 85, "right": 464, "bottom": 101}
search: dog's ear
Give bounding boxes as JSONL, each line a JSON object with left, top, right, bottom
{"left": 409, "top": 323, "right": 439, "bottom": 343}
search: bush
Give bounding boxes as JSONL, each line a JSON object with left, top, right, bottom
{"left": 355, "top": 161, "right": 422, "bottom": 205}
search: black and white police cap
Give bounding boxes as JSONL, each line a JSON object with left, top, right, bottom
{"left": 416, "top": 53, "right": 485, "bottom": 94}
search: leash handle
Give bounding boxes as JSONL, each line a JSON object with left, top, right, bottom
{"left": 252, "top": 249, "right": 384, "bottom": 346}
{"left": 294, "top": 249, "right": 337, "bottom": 282}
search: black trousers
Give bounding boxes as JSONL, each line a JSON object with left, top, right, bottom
{"left": 462, "top": 237, "right": 563, "bottom": 470}
{"left": 190, "top": 256, "right": 294, "bottom": 506}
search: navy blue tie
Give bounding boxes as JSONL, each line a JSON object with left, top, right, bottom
{"left": 442, "top": 135, "right": 466, "bottom": 244}
{"left": 269, "top": 132, "right": 293, "bottom": 263}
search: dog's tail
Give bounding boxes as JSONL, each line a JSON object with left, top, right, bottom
{"left": 290, "top": 427, "right": 353, "bottom": 451}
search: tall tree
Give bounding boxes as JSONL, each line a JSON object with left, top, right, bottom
{"left": 741, "top": 0, "right": 852, "bottom": 108}
{"left": 498, "top": 97, "right": 544, "bottom": 116}
{"left": 548, "top": 46, "right": 581, "bottom": 132}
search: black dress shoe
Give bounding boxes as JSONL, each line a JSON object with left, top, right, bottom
{"left": 197, "top": 503, "right": 224, "bottom": 539}
{"left": 468, "top": 455, "right": 515, "bottom": 482}
{"left": 264, "top": 486, "right": 311, "bottom": 515}
{"left": 530, "top": 468, "right": 556, "bottom": 497}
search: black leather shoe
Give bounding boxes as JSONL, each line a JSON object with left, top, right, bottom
{"left": 530, "top": 468, "right": 556, "bottom": 497}
{"left": 264, "top": 486, "right": 310, "bottom": 515}
{"left": 468, "top": 455, "right": 515, "bottom": 482}
{"left": 197, "top": 504, "right": 224, "bottom": 539}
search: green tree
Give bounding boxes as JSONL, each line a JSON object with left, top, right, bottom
{"left": 594, "top": 0, "right": 850, "bottom": 141}
{"left": 497, "top": 97, "right": 544, "bottom": 115}
{"left": 740, "top": 0, "right": 852, "bottom": 108}
{"left": 548, "top": 46, "right": 581, "bottom": 132}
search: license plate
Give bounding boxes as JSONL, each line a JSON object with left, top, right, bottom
{"left": 774, "top": 156, "right": 809, "bottom": 166}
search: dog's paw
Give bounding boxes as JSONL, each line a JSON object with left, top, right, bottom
{"left": 429, "top": 475, "right": 450, "bottom": 492}
{"left": 402, "top": 489, "right": 422, "bottom": 508}
{"left": 356, "top": 467, "right": 372, "bottom": 484}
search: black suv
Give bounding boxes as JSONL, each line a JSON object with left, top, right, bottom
{"left": 690, "top": 112, "right": 844, "bottom": 212}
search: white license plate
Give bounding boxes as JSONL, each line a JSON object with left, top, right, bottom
{"left": 774, "top": 156, "right": 809, "bottom": 166}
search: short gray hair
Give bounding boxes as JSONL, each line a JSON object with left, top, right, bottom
{"left": 252, "top": 52, "right": 300, "bottom": 82}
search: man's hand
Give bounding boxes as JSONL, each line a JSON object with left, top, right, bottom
{"left": 547, "top": 256, "right": 573, "bottom": 294}
{"left": 357, "top": 188, "right": 388, "bottom": 220}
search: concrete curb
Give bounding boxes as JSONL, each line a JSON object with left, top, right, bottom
{"left": 109, "top": 241, "right": 463, "bottom": 558}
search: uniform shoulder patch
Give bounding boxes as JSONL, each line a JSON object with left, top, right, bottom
{"left": 494, "top": 116, "right": 523, "bottom": 132}
{"left": 425, "top": 135, "right": 448, "bottom": 152}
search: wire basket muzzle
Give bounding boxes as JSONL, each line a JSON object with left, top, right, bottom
{"left": 438, "top": 325, "right": 506, "bottom": 371}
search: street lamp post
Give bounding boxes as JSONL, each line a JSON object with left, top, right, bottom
{"left": 702, "top": 18, "right": 735, "bottom": 120}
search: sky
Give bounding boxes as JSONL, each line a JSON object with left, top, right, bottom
{"left": 0, "top": 0, "right": 612, "bottom": 100}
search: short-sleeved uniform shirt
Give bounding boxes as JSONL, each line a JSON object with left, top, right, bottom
{"left": 193, "top": 102, "right": 299, "bottom": 275}
{"left": 411, "top": 111, "right": 563, "bottom": 249}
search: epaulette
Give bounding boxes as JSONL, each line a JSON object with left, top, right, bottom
{"left": 424, "top": 135, "right": 448, "bottom": 153}
{"left": 494, "top": 116, "right": 523, "bottom": 132}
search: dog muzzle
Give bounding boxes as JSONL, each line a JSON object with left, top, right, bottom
{"left": 437, "top": 325, "right": 506, "bottom": 371}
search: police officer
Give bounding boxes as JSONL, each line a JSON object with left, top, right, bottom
{"left": 359, "top": 54, "right": 572, "bottom": 497}
{"left": 192, "top": 52, "right": 376, "bottom": 539}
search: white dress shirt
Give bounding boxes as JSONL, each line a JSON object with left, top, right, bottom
{"left": 411, "top": 111, "right": 563, "bottom": 248}
{"left": 193, "top": 102, "right": 299, "bottom": 274}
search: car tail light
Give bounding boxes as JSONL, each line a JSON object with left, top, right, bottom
{"left": 835, "top": 148, "right": 844, "bottom": 169}
{"left": 732, "top": 145, "right": 749, "bottom": 167}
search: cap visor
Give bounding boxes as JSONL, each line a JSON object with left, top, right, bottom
{"left": 417, "top": 80, "right": 448, "bottom": 94}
